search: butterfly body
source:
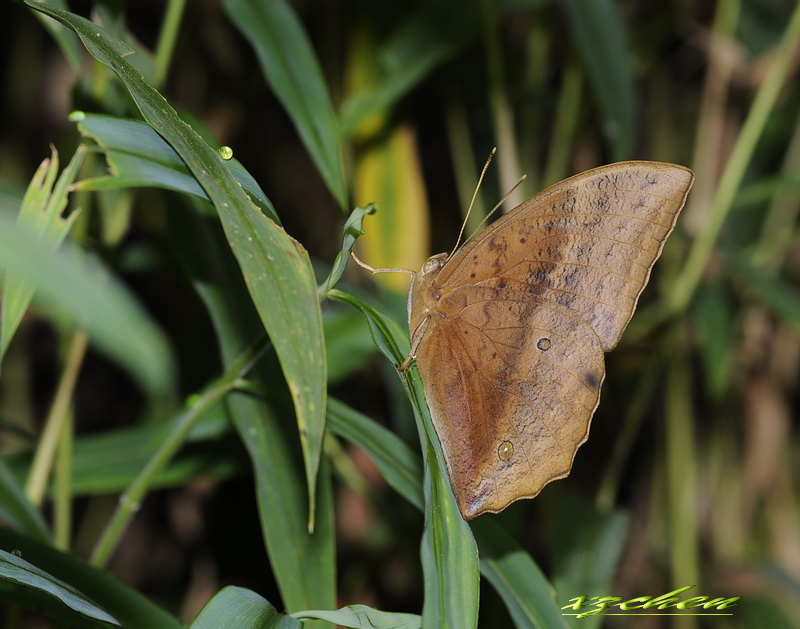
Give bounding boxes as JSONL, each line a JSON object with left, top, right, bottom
{"left": 407, "top": 161, "right": 694, "bottom": 519}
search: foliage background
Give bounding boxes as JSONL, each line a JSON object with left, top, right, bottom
{"left": 1, "top": 0, "right": 799, "bottom": 627}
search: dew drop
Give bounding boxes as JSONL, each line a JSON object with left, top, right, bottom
{"left": 218, "top": 145, "right": 234, "bottom": 160}
{"left": 498, "top": 440, "right": 514, "bottom": 461}
{"left": 537, "top": 337, "right": 551, "bottom": 351}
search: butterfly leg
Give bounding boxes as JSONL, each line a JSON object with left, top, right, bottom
{"left": 399, "top": 316, "right": 430, "bottom": 372}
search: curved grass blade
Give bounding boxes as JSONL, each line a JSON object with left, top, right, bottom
{"left": 0, "top": 529, "right": 183, "bottom": 629}
{"left": 191, "top": 587, "right": 301, "bottom": 629}
{"left": 72, "top": 113, "right": 278, "bottom": 223}
{"left": 222, "top": 0, "right": 347, "bottom": 208}
{"left": 293, "top": 604, "right": 420, "bottom": 629}
{"left": 22, "top": 1, "right": 327, "bottom": 526}
{"left": 550, "top": 495, "right": 629, "bottom": 629}
{"left": 327, "top": 397, "right": 423, "bottom": 510}
{"left": 323, "top": 204, "right": 376, "bottom": 292}
{"left": 0, "top": 549, "right": 121, "bottom": 626}
{"left": 474, "top": 518, "right": 567, "bottom": 629}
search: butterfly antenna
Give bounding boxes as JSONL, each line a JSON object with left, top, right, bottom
{"left": 464, "top": 173, "right": 527, "bottom": 243}
{"left": 350, "top": 251, "right": 414, "bottom": 276}
{"left": 448, "top": 148, "right": 497, "bottom": 259}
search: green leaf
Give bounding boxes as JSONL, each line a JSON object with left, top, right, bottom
{"left": 1, "top": 146, "right": 83, "bottom": 363}
{"left": 327, "top": 394, "right": 566, "bottom": 629}
{"left": 415, "top": 378, "right": 480, "bottom": 629}
{"left": 327, "top": 397, "right": 423, "bottom": 510}
{"left": 228, "top": 391, "right": 336, "bottom": 627}
{"left": 0, "top": 529, "right": 183, "bottom": 629}
{"left": 561, "top": 0, "right": 636, "bottom": 161}
{"left": 222, "top": 0, "right": 347, "bottom": 208}
{"left": 191, "top": 587, "right": 301, "bottom": 629}
{"left": 323, "top": 204, "right": 376, "bottom": 292}
{"left": 293, "top": 604, "right": 421, "bottom": 629}
{"left": 0, "top": 549, "right": 120, "bottom": 626}
{"left": 22, "top": 1, "right": 327, "bottom": 525}
{"left": 475, "top": 518, "right": 568, "bottom": 629}
{"left": 340, "top": 0, "right": 553, "bottom": 134}
{"left": 326, "top": 289, "right": 409, "bottom": 366}
{"left": 323, "top": 306, "right": 376, "bottom": 385}
{"left": 550, "top": 495, "right": 629, "bottom": 629}
{"left": 0, "top": 457, "right": 50, "bottom": 543}
{"left": 72, "top": 112, "right": 279, "bottom": 223}
{"left": 29, "top": 0, "right": 83, "bottom": 73}
{"left": 328, "top": 288, "right": 479, "bottom": 629}
{"left": 0, "top": 209, "right": 173, "bottom": 398}
{"left": 4, "top": 399, "right": 240, "bottom": 497}
{"left": 164, "top": 198, "right": 336, "bottom": 623}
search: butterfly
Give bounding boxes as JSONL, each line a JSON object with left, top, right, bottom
{"left": 403, "top": 161, "right": 694, "bottom": 519}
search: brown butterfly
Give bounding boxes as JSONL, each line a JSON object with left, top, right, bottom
{"left": 403, "top": 161, "right": 694, "bottom": 519}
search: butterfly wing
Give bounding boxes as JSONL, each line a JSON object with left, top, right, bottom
{"left": 414, "top": 290, "right": 605, "bottom": 518}
{"left": 410, "top": 162, "right": 694, "bottom": 518}
{"left": 432, "top": 162, "right": 695, "bottom": 350}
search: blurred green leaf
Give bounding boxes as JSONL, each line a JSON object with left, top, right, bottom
{"left": 551, "top": 494, "right": 628, "bottom": 629}
{"left": 341, "top": 0, "right": 553, "bottom": 134}
{"left": 561, "top": 0, "right": 635, "bottom": 160}
{"left": 22, "top": 1, "right": 327, "bottom": 524}
{"left": 72, "top": 113, "right": 279, "bottom": 223}
{"left": 730, "top": 251, "right": 800, "bottom": 332}
{"left": 191, "top": 587, "right": 301, "bottom": 629}
{"left": 0, "top": 210, "right": 173, "bottom": 398}
{"left": 740, "top": 598, "right": 796, "bottom": 629}
{"left": 0, "top": 457, "right": 50, "bottom": 543}
{"left": 222, "top": 0, "right": 347, "bottom": 208}
{"left": 1, "top": 146, "right": 83, "bottom": 363}
{"left": 0, "top": 530, "right": 183, "bottom": 629}
{"left": 29, "top": 0, "right": 83, "bottom": 73}
{"left": 694, "top": 285, "right": 735, "bottom": 399}
{"left": 293, "top": 604, "right": 420, "bottom": 628}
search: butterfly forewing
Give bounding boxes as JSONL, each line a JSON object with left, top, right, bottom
{"left": 408, "top": 161, "right": 694, "bottom": 519}
{"left": 431, "top": 162, "right": 695, "bottom": 350}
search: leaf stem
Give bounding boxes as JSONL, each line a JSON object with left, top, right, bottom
{"left": 24, "top": 330, "right": 88, "bottom": 507}
{"left": 90, "top": 335, "right": 268, "bottom": 568}
{"left": 153, "top": 0, "right": 187, "bottom": 87}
